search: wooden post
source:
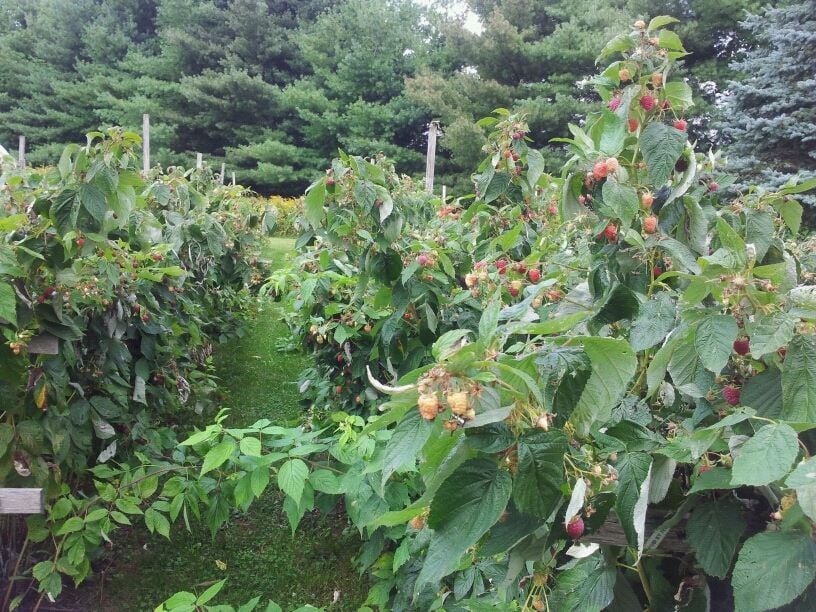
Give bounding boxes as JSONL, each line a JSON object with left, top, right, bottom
{"left": 442, "top": 185, "right": 447, "bottom": 202}
{"left": 17, "top": 135, "right": 25, "bottom": 170}
{"left": 220, "top": 162, "right": 225, "bottom": 184}
{"left": 231, "top": 172, "right": 236, "bottom": 186}
{"left": 196, "top": 153, "right": 203, "bottom": 170}
{"left": 0, "top": 488, "right": 44, "bottom": 514}
{"left": 424, "top": 121, "right": 439, "bottom": 194}
{"left": 142, "top": 114, "right": 150, "bottom": 174}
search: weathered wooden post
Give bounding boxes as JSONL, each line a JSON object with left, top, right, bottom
{"left": 0, "top": 488, "right": 44, "bottom": 514}
{"left": 231, "top": 172, "right": 236, "bottom": 186}
{"left": 17, "top": 135, "right": 25, "bottom": 170}
{"left": 220, "top": 162, "right": 226, "bottom": 184}
{"left": 196, "top": 153, "right": 203, "bottom": 170}
{"left": 425, "top": 120, "right": 439, "bottom": 194}
{"left": 142, "top": 114, "right": 150, "bottom": 174}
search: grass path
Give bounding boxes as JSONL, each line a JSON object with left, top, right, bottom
{"left": 87, "top": 238, "right": 368, "bottom": 611}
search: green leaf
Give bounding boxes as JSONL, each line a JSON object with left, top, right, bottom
{"left": 694, "top": 314, "right": 738, "bottom": 373}
{"left": 781, "top": 335, "right": 816, "bottom": 422}
{"left": 512, "top": 431, "right": 569, "bottom": 517}
{"left": 732, "top": 531, "right": 816, "bottom": 612}
{"left": 658, "top": 29, "right": 685, "bottom": 51}
{"left": 640, "top": 122, "right": 686, "bottom": 187}
{"left": 663, "top": 82, "right": 694, "bottom": 110}
{"left": 418, "top": 458, "right": 512, "bottom": 590}
{"left": 776, "top": 198, "right": 803, "bottom": 235}
{"left": 55, "top": 516, "right": 84, "bottom": 535}
{"left": 0, "top": 282, "right": 17, "bottom": 326}
{"left": 688, "top": 466, "right": 737, "bottom": 494}
{"left": 381, "top": 409, "right": 434, "bottom": 485}
{"left": 196, "top": 578, "right": 227, "bottom": 605}
{"left": 526, "top": 149, "right": 546, "bottom": 187}
{"left": 550, "top": 552, "right": 616, "bottom": 612}
{"left": 746, "top": 313, "right": 795, "bottom": 359}
{"left": 310, "top": 469, "right": 341, "bottom": 494}
{"left": 630, "top": 292, "right": 675, "bottom": 351}
{"left": 239, "top": 437, "right": 262, "bottom": 457}
{"left": 79, "top": 183, "right": 107, "bottom": 222}
{"left": 569, "top": 337, "right": 637, "bottom": 436}
{"left": 648, "top": 15, "right": 679, "bottom": 30}
{"left": 478, "top": 294, "right": 501, "bottom": 341}
{"left": 786, "top": 457, "right": 816, "bottom": 522}
{"left": 277, "top": 458, "right": 309, "bottom": 505}
{"left": 304, "top": 179, "right": 326, "bottom": 228}
{"left": 250, "top": 467, "right": 270, "bottom": 497}
{"left": 600, "top": 180, "right": 638, "bottom": 226}
{"left": 731, "top": 423, "right": 798, "bottom": 486}
{"left": 432, "top": 329, "right": 471, "bottom": 361}
{"left": 200, "top": 439, "right": 236, "bottom": 476}
{"left": 686, "top": 499, "right": 745, "bottom": 578}
{"left": 614, "top": 452, "right": 652, "bottom": 548}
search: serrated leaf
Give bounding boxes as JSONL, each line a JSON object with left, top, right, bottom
{"left": 648, "top": 15, "right": 679, "bottom": 30}
{"left": 600, "top": 180, "right": 638, "bottom": 226}
{"left": 79, "top": 183, "right": 107, "bottom": 222}
{"left": 781, "top": 335, "right": 816, "bottom": 422}
{"left": 513, "top": 431, "right": 568, "bottom": 518}
{"left": 732, "top": 531, "right": 816, "bottom": 612}
{"left": 614, "top": 452, "right": 652, "bottom": 548}
{"left": 239, "top": 437, "right": 262, "bottom": 457}
{"left": 277, "top": 458, "right": 309, "bottom": 505}
{"left": 200, "top": 439, "right": 236, "bottom": 476}
{"left": 731, "top": 423, "right": 798, "bottom": 486}
{"left": 304, "top": 179, "right": 326, "bottom": 228}
{"left": 0, "top": 282, "right": 17, "bottom": 326}
{"left": 640, "top": 122, "right": 686, "bottom": 187}
{"left": 663, "top": 82, "right": 694, "bottom": 110}
{"left": 550, "top": 552, "right": 616, "bottom": 612}
{"left": 686, "top": 499, "right": 745, "bottom": 578}
{"left": 381, "top": 409, "right": 434, "bottom": 485}
{"left": 418, "top": 458, "right": 512, "bottom": 591}
{"left": 569, "top": 337, "right": 637, "bottom": 436}
{"left": 786, "top": 457, "right": 816, "bottom": 522}
{"left": 55, "top": 516, "right": 84, "bottom": 535}
{"left": 746, "top": 313, "right": 795, "bottom": 359}
{"left": 630, "top": 292, "right": 675, "bottom": 351}
{"left": 310, "top": 469, "right": 341, "bottom": 494}
{"left": 694, "top": 314, "right": 738, "bottom": 373}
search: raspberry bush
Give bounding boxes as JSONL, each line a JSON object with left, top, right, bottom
{"left": 243, "top": 16, "right": 816, "bottom": 610}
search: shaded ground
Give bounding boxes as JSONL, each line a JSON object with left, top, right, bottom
{"left": 67, "top": 238, "right": 368, "bottom": 611}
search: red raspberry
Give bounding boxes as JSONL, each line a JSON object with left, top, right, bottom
{"left": 592, "top": 160, "right": 608, "bottom": 181}
{"left": 326, "top": 177, "right": 335, "bottom": 187}
{"left": 608, "top": 97, "right": 621, "bottom": 111}
{"left": 640, "top": 95, "right": 656, "bottom": 111}
{"left": 528, "top": 269, "right": 541, "bottom": 283}
{"left": 417, "top": 254, "right": 429, "bottom": 266}
{"left": 548, "top": 204, "right": 558, "bottom": 215}
{"left": 723, "top": 386, "right": 741, "bottom": 406}
{"left": 603, "top": 224, "right": 618, "bottom": 243}
{"left": 566, "top": 516, "right": 585, "bottom": 539}
{"left": 643, "top": 215, "right": 658, "bottom": 234}
{"left": 708, "top": 182, "right": 719, "bottom": 192}
{"left": 628, "top": 119, "right": 639, "bottom": 132}
{"left": 652, "top": 266, "right": 664, "bottom": 278}
{"left": 733, "top": 338, "right": 750, "bottom": 356}
{"left": 673, "top": 119, "right": 687, "bottom": 131}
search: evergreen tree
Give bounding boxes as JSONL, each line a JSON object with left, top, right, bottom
{"left": 718, "top": 1, "right": 816, "bottom": 224}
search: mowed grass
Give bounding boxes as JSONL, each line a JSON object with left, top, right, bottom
{"left": 84, "top": 238, "right": 368, "bottom": 611}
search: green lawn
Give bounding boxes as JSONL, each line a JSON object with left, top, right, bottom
{"left": 83, "top": 238, "right": 368, "bottom": 611}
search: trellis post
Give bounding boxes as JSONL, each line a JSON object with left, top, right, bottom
{"left": 142, "top": 114, "right": 150, "bottom": 174}
{"left": 196, "top": 153, "right": 203, "bottom": 170}
{"left": 424, "top": 120, "right": 439, "bottom": 194}
{"left": 17, "top": 135, "right": 25, "bottom": 170}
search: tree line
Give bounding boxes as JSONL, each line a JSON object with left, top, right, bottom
{"left": 0, "top": 0, "right": 813, "bottom": 210}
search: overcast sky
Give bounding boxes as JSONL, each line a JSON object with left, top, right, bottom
{"left": 417, "top": 0, "right": 484, "bottom": 34}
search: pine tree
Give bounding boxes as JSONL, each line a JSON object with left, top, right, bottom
{"left": 718, "top": 2, "right": 816, "bottom": 224}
